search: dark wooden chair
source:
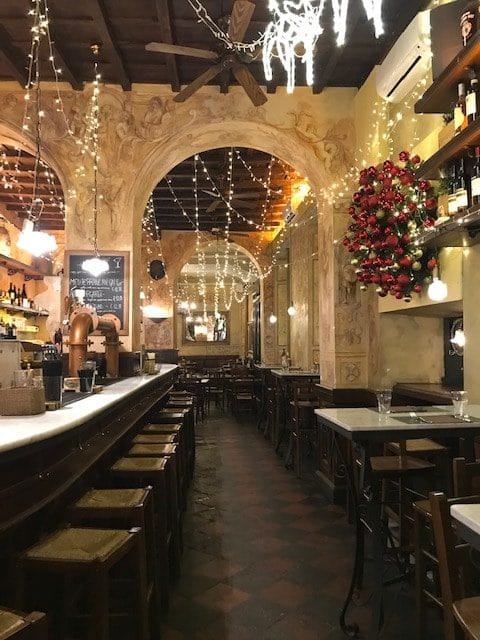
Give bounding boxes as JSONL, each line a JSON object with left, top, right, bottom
{"left": 414, "top": 458, "right": 480, "bottom": 640}
{"left": 231, "top": 378, "right": 255, "bottom": 416}
{"left": 429, "top": 491, "right": 480, "bottom": 640}
{"left": 0, "top": 608, "right": 46, "bottom": 639}
{"left": 285, "top": 382, "right": 319, "bottom": 477}
{"left": 15, "top": 527, "right": 149, "bottom": 640}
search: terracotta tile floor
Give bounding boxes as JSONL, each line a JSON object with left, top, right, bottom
{"left": 162, "top": 412, "right": 442, "bottom": 640}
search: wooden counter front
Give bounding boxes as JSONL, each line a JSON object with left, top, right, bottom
{"left": 0, "top": 366, "right": 177, "bottom": 536}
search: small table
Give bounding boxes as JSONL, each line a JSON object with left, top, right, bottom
{"left": 451, "top": 503, "right": 480, "bottom": 551}
{"left": 271, "top": 370, "right": 320, "bottom": 451}
{"left": 315, "top": 406, "right": 480, "bottom": 640}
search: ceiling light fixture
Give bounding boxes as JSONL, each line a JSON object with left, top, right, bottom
{"left": 82, "top": 45, "right": 109, "bottom": 278}
{"left": 263, "top": 0, "right": 384, "bottom": 93}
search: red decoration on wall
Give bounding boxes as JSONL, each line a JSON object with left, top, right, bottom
{"left": 342, "top": 152, "right": 437, "bottom": 301}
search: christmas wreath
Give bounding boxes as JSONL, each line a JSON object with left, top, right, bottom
{"left": 342, "top": 152, "right": 438, "bottom": 301}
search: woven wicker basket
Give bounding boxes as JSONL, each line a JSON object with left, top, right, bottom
{"left": 0, "top": 387, "right": 46, "bottom": 416}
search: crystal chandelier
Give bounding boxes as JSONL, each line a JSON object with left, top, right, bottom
{"left": 263, "top": 0, "right": 385, "bottom": 93}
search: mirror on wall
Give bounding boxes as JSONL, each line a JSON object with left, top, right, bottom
{"left": 183, "top": 311, "right": 229, "bottom": 344}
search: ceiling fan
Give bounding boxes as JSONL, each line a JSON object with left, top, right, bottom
{"left": 145, "top": 0, "right": 267, "bottom": 107}
{"left": 203, "top": 188, "right": 260, "bottom": 213}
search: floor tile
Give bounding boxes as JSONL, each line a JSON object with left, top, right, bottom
{"left": 194, "top": 582, "right": 251, "bottom": 612}
{"left": 259, "top": 578, "right": 311, "bottom": 608}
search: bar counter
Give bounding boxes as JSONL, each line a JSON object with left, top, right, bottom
{"left": 0, "top": 365, "right": 177, "bottom": 536}
{"left": 0, "top": 365, "right": 177, "bottom": 453}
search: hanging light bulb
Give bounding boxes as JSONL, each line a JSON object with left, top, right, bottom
{"left": 82, "top": 44, "right": 109, "bottom": 278}
{"left": 287, "top": 304, "right": 296, "bottom": 317}
{"left": 17, "top": 219, "right": 57, "bottom": 257}
{"left": 428, "top": 275, "right": 448, "bottom": 302}
{"left": 269, "top": 313, "right": 278, "bottom": 324}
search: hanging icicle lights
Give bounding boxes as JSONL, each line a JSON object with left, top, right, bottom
{"left": 263, "top": 0, "right": 385, "bottom": 93}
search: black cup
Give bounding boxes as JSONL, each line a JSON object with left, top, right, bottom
{"left": 78, "top": 369, "right": 95, "bottom": 392}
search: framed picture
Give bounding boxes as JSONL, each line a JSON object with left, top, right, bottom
{"left": 182, "top": 311, "right": 230, "bottom": 344}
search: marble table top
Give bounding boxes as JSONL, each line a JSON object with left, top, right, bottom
{"left": 451, "top": 504, "right": 480, "bottom": 539}
{"left": 0, "top": 365, "right": 177, "bottom": 453}
{"left": 271, "top": 370, "right": 320, "bottom": 378}
{"left": 315, "top": 406, "right": 480, "bottom": 442}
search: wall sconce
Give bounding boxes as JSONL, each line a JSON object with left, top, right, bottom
{"left": 427, "top": 268, "right": 448, "bottom": 302}
{"left": 449, "top": 318, "right": 465, "bottom": 356}
{"left": 287, "top": 304, "right": 296, "bottom": 317}
{"left": 269, "top": 313, "right": 278, "bottom": 324}
{"left": 142, "top": 305, "right": 169, "bottom": 322}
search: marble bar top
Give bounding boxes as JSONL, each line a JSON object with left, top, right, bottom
{"left": 253, "top": 364, "right": 282, "bottom": 370}
{"left": 315, "top": 406, "right": 480, "bottom": 441}
{"left": 451, "top": 504, "right": 480, "bottom": 539}
{"left": 0, "top": 365, "right": 177, "bottom": 454}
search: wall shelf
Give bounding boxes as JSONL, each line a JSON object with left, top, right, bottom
{"left": 0, "top": 302, "right": 48, "bottom": 317}
{"left": 415, "top": 34, "right": 480, "bottom": 115}
{"left": 0, "top": 254, "right": 46, "bottom": 281}
{"left": 416, "top": 119, "right": 480, "bottom": 180}
{"left": 416, "top": 207, "right": 480, "bottom": 249}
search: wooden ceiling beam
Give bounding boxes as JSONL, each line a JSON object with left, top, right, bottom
{"left": 50, "top": 40, "right": 83, "bottom": 91}
{"left": 0, "top": 25, "right": 28, "bottom": 88}
{"left": 87, "top": 0, "right": 131, "bottom": 90}
{"left": 154, "top": 0, "right": 180, "bottom": 92}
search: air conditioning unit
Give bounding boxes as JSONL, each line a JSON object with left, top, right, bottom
{"left": 376, "top": 11, "right": 431, "bottom": 103}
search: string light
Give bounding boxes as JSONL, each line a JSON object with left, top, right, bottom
{"left": 82, "top": 45, "right": 109, "bottom": 278}
{"left": 263, "top": 0, "right": 384, "bottom": 92}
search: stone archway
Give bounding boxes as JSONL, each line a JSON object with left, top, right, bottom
{"left": 130, "top": 118, "right": 328, "bottom": 363}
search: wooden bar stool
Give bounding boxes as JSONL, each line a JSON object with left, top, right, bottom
{"left": 153, "top": 409, "right": 195, "bottom": 462}
{"left": 65, "top": 487, "right": 163, "bottom": 626}
{"left": 15, "top": 527, "right": 148, "bottom": 640}
{"left": 145, "top": 416, "right": 194, "bottom": 478}
{"left": 109, "top": 457, "right": 178, "bottom": 601}
{"left": 429, "top": 492, "right": 480, "bottom": 640}
{"left": 0, "top": 608, "right": 46, "bottom": 639}
{"left": 127, "top": 444, "right": 183, "bottom": 542}
{"left": 141, "top": 423, "right": 188, "bottom": 485}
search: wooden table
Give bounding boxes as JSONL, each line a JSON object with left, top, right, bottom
{"left": 271, "top": 370, "right": 320, "bottom": 451}
{"left": 315, "top": 406, "right": 480, "bottom": 640}
{"left": 451, "top": 503, "right": 480, "bottom": 551}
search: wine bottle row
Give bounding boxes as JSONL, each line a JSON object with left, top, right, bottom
{"left": 454, "top": 70, "right": 479, "bottom": 135}
{"left": 0, "top": 282, "right": 36, "bottom": 309}
{"left": 445, "top": 148, "right": 480, "bottom": 215}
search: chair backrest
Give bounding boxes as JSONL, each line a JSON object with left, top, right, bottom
{"left": 453, "top": 457, "right": 480, "bottom": 497}
{"left": 292, "top": 382, "right": 318, "bottom": 403}
{"left": 233, "top": 378, "right": 254, "bottom": 394}
{"left": 429, "top": 491, "right": 480, "bottom": 640}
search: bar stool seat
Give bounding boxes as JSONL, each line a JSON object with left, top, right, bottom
{"left": 109, "top": 457, "right": 179, "bottom": 601}
{"left": 16, "top": 527, "right": 148, "bottom": 640}
{"left": 132, "top": 434, "right": 176, "bottom": 445}
{"left": 66, "top": 487, "right": 162, "bottom": 626}
{"left": 370, "top": 456, "right": 435, "bottom": 476}
{"left": 0, "top": 608, "right": 46, "bottom": 639}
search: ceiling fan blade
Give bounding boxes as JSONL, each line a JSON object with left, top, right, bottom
{"left": 206, "top": 200, "right": 222, "bottom": 214}
{"left": 231, "top": 63, "right": 267, "bottom": 106}
{"left": 146, "top": 42, "right": 217, "bottom": 60}
{"left": 230, "top": 198, "right": 258, "bottom": 209}
{"left": 174, "top": 63, "right": 224, "bottom": 102}
{"left": 231, "top": 192, "right": 261, "bottom": 198}
{"left": 202, "top": 189, "right": 219, "bottom": 198}
{"left": 228, "top": 0, "right": 255, "bottom": 42}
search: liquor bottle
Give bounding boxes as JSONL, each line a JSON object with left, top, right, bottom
{"left": 448, "top": 162, "right": 459, "bottom": 216}
{"left": 467, "top": 72, "right": 479, "bottom": 123}
{"left": 461, "top": 1, "right": 480, "bottom": 46}
{"left": 0, "top": 319, "right": 6, "bottom": 339}
{"left": 454, "top": 83, "right": 468, "bottom": 134}
{"left": 8, "top": 282, "right": 14, "bottom": 303}
{"left": 471, "top": 146, "right": 480, "bottom": 206}
{"left": 456, "top": 156, "right": 470, "bottom": 211}
{"left": 11, "top": 321, "right": 17, "bottom": 340}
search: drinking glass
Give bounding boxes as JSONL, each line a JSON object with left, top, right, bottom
{"left": 376, "top": 389, "right": 392, "bottom": 415}
{"left": 451, "top": 390, "right": 469, "bottom": 419}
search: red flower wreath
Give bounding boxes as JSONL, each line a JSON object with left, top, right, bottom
{"left": 342, "top": 152, "right": 438, "bottom": 301}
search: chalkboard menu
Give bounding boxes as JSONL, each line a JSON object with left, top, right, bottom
{"left": 66, "top": 251, "right": 130, "bottom": 335}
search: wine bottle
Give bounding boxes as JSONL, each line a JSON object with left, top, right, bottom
{"left": 456, "top": 156, "right": 470, "bottom": 211}
{"left": 8, "top": 282, "right": 13, "bottom": 302}
{"left": 467, "top": 72, "right": 479, "bottom": 123}
{"left": 11, "top": 321, "right": 16, "bottom": 340}
{"left": 448, "top": 162, "right": 459, "bottom": 216}
{"left": 455, "top": 83, "right": 468, "bottom": 134}
{"left": 471, "top": 146, "right": 480, "bottom": 207}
